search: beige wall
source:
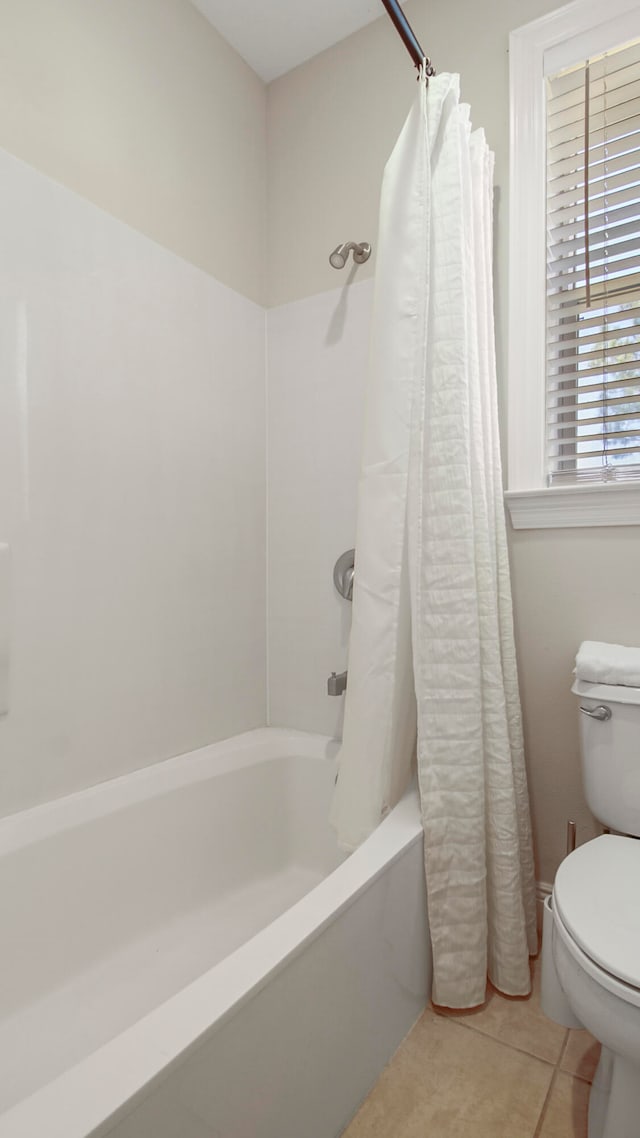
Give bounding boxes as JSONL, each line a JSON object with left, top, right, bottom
{"left": 511, "top": 528, "right": 640, "bottom": 881}
{"left": 267, "top": 0, "right": 560, "bottom": 310}
{"left": 0, "top": 0, "right": 267, "bottom": 304}
{"left": 267, "top": 0, "right": 640, "bottom": 883}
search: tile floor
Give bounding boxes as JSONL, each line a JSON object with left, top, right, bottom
{"left": 342, "top": 958, "right": 600, "bottom": 1137}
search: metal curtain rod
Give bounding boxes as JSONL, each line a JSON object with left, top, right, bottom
{"left": 379, "top": 0, "right": 435, "bottom": 75}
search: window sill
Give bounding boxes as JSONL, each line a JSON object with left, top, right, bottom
{"left": 505, "top": 483, "right": 640, "bottom": 529}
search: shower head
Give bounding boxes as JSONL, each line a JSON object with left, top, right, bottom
{"left": 329, "top": 241, "right": 372, "bottom": 269}
{"left": 329, "top": 244, "right": 349, "bottom": 270}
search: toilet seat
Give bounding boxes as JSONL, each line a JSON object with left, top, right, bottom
{"left": 553, "top": 899, "right": 640, "bottom": 1011}
{"left": 554, "top": 834, "right": 640, "bottom": 999}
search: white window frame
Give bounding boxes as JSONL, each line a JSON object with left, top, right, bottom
{"left": 506, "top": 0, "right": 640, "bottom": 528}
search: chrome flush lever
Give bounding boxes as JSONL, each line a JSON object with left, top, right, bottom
{"left": 579, "top": 705, "right": 612, "bottom": 721}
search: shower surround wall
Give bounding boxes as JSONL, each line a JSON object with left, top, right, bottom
{"left": 267, "top": 280, "right": 373, "bottom": 737}
{"left": 0, "top": 150, "right": 266, "bottom": 818}
{"left": 0, "top": 0, "right": 268, "bottom": 818}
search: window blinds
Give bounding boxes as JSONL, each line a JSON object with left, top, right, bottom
{"left": 546, "top": 39, "right": 640, "bottom": 484}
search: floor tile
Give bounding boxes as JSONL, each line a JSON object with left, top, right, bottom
{"left": 341, "top": 1008, "right": 553, "bottom": 1138}
{"left": 437, "top": 956, "right": 568, "bottom": 1065}
{"left": 560, "top": 1029, "right": 601, "bottom": 1083}
{"left": 537, "top": 1072, "right": 590, "bottom": 1138}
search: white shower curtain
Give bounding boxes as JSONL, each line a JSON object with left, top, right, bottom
{"left": 330, "top": 72, "right": 537, "bottom": 1008}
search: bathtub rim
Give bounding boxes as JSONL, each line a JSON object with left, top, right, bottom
{"left": 0, "top": 727, "right": 339, "bottom": 855}
{"left": 0, "top": 727, "right": 424, "bottom": 1138}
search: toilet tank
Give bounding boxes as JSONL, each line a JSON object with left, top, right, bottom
{"left": 572, "top": 679, "right": 640, "bottom": 836}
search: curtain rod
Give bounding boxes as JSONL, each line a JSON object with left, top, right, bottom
{"left": 379, "top": 0, "right": 435, "bottom": 75}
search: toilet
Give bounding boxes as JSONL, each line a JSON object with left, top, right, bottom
{"left": 541, "top": 676, "right": 640, "bottom": 1138}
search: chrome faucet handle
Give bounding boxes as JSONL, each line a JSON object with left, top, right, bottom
{"left": 333, "top": 550, "right": 355, "bottom": 602}
{"left": 579, "top": 704, "right": 612, "bottom": 721}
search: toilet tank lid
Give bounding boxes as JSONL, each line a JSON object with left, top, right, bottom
{"left": 572, "top": 677, "right": 640, "bottom": 706}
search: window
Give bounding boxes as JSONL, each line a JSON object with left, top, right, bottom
{"left": 507, "top": 0, "right": 640, "bottom": 527}
{"left": 547, "top": 41, "right": 640, "bottom": 485}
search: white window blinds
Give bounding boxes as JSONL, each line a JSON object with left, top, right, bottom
{"left": 546, "top": 38, "right": 640, "bottom": 485}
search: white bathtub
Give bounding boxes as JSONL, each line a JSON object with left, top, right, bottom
{"left": 0, "top": 728, "right": 430, "bottom": 1138}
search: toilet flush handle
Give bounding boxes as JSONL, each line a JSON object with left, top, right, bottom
{"left": 579, "top": 704, "right": 612, "bottom": 721}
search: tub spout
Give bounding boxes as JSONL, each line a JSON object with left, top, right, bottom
{"left": 327, "top": 670, "right": 347, "bottom": 696}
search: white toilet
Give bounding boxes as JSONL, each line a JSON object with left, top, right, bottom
{"left": 542, "top": 676, "right": 640, "bottom": 1138}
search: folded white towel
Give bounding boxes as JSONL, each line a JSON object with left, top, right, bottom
{"left": 575, "top": 640, "right": 640, "bottom": 688}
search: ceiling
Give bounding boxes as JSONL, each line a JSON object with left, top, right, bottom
{"left": 190, "top": 0, "right": 398, "bottom": 83}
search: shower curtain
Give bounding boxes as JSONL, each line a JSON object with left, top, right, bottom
{"left": 330, "top": 72, "right": 537, "bottom": 1008}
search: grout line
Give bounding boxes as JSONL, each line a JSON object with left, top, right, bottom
{"left": 572, "top": 1072, "right": 595, "bottom": 1086}
{"left": 533, "top": 1065, "right": 561, "bottom": 1138}
{"left": 532, "top": 1025, "right": 570, "bottom": 1138}
{"left": 430, "top": 1013, "right": 567, "bottom": 1137}
{"left": 557, "top": 1027, "right": 570, "bottom": 1073}
{"left": 557, "top": 1029, "right": 598, "bottom": 1086}
{"left": 446, "top": 1013, "right": 567, "bottom": 1069}
{"left": 350, "top": 1007, "right": 580, "bottom": 1137}
{"left": 557, "top": 1029, "right": 570, "bottom": 1066}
